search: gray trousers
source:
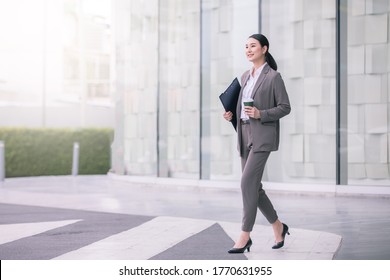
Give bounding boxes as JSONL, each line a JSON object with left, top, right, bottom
{"left": 240, "top": 123, "right": 278, "bottom": 232}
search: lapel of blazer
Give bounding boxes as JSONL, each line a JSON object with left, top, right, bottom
{"left": 251, "top": 64, "right": 270, "bottom": 99}
{"left": 237, "top": 71, "right": 251, "bottom": 111}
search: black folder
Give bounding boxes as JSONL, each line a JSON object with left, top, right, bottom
{"left": 219, "top": 77, "right": 241, "bottom": 130}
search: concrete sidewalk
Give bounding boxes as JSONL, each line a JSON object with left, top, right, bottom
{"left": 0, "top": 175, "right": 388, "bottom": 260}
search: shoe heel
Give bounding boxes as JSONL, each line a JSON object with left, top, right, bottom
{"left": 272, "top": 223, "right": 290, "bottom": 249}
{"left": 228, "top": 238, "right": 252, "bottom": 254}
{"left": 247, "top": 239, "right": 252, "bottom": 252}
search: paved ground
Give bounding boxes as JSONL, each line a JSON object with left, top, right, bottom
{"left": 0, "top": 175, "right": 389, "bottom": 260}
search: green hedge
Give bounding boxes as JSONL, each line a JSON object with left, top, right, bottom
{"left": 0, "top": 128, "right": 113, "bottom": 178}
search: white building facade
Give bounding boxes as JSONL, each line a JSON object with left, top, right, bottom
{"left": 111, "top": 0, "right": 390, "bottom": 188}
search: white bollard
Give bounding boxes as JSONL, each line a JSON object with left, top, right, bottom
{"left": 0, "top": 141, "right": 5, "bottom": 182}
{"left": 72, "top": 142, "right": 79, "bottom": 176}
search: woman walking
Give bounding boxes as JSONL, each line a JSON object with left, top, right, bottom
{"left": 223, "top": 34, "right": 291, "bottom": 253}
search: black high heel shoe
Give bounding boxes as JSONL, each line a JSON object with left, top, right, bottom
{"left": 272, "top": 223, "right": 290, "bottom": 249}
{"left": 228, "top": 238, "right": 252, "bottom": 254}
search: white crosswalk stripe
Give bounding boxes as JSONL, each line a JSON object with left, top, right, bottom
{"left": 0, "top": 220, "right": 82, "bottom": 245}
{"left": 54, "top": 216, "right": 216, "bottom": 260}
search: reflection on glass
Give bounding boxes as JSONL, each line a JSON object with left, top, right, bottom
{"left": 202, "top": 0, "right": 259, "bottom": 180}
{"left": 261, "top": 0, "right": 336, "bottom": 184}
{"left": 347, "top": 0, "right": 390, "bottom": 185}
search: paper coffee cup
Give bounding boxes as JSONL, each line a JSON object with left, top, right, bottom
{"left": 243, "top": 98, "right": 254, "bottom": 107}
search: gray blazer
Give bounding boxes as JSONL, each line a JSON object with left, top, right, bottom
{"left": 236, "top": 64, "right": 291, "bottom": 156}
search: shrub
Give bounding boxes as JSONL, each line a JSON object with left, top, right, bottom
{"left": 0, "top": 128, "right": 113, "bottom": 177}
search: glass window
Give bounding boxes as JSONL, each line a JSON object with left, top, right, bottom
{"left": 158, "top": 0, "right": 201, "bottom": 179}
{"left": 261, "top": 0, "right": 336, "bottom": 184}
{"left": 347, "top": 0, "right": 390, "bottom": 185}
{"left": 114, "top": 0, "right": 159, "bottom": 175}
{"left": 201, "top": 0, "right": 259, "bottom": 180}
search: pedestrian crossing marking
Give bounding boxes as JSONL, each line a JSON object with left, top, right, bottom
{"left": 55, "top": 216, "right": 215, "bottom": 260}
{"left": 0, "top": 220, "right": 82, "bottom": 245}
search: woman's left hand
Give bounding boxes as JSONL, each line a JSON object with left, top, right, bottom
{"left": 244, "top": 106, "right": 261, "bottom": 119}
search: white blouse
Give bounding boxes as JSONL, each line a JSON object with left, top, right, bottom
{"left": 240, "top": 62, "right": 267, "bottom": 120}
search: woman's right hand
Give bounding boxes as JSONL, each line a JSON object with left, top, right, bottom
{"left": 223, "top": 111, "right": 233, "bottom": 122}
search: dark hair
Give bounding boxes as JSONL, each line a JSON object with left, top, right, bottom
{"left": 249, "top": 34, "right": 277, "bottom": 71}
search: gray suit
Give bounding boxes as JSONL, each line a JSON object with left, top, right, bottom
{"left": 236, "top": 64, "right": 291, "bottom": 155}
{"left": 235, "top": 64, "right": 291, "bottom": 232}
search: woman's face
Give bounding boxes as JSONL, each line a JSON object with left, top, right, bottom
{"left": 245, "top": 38, "right": 266, "bottom": 63}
